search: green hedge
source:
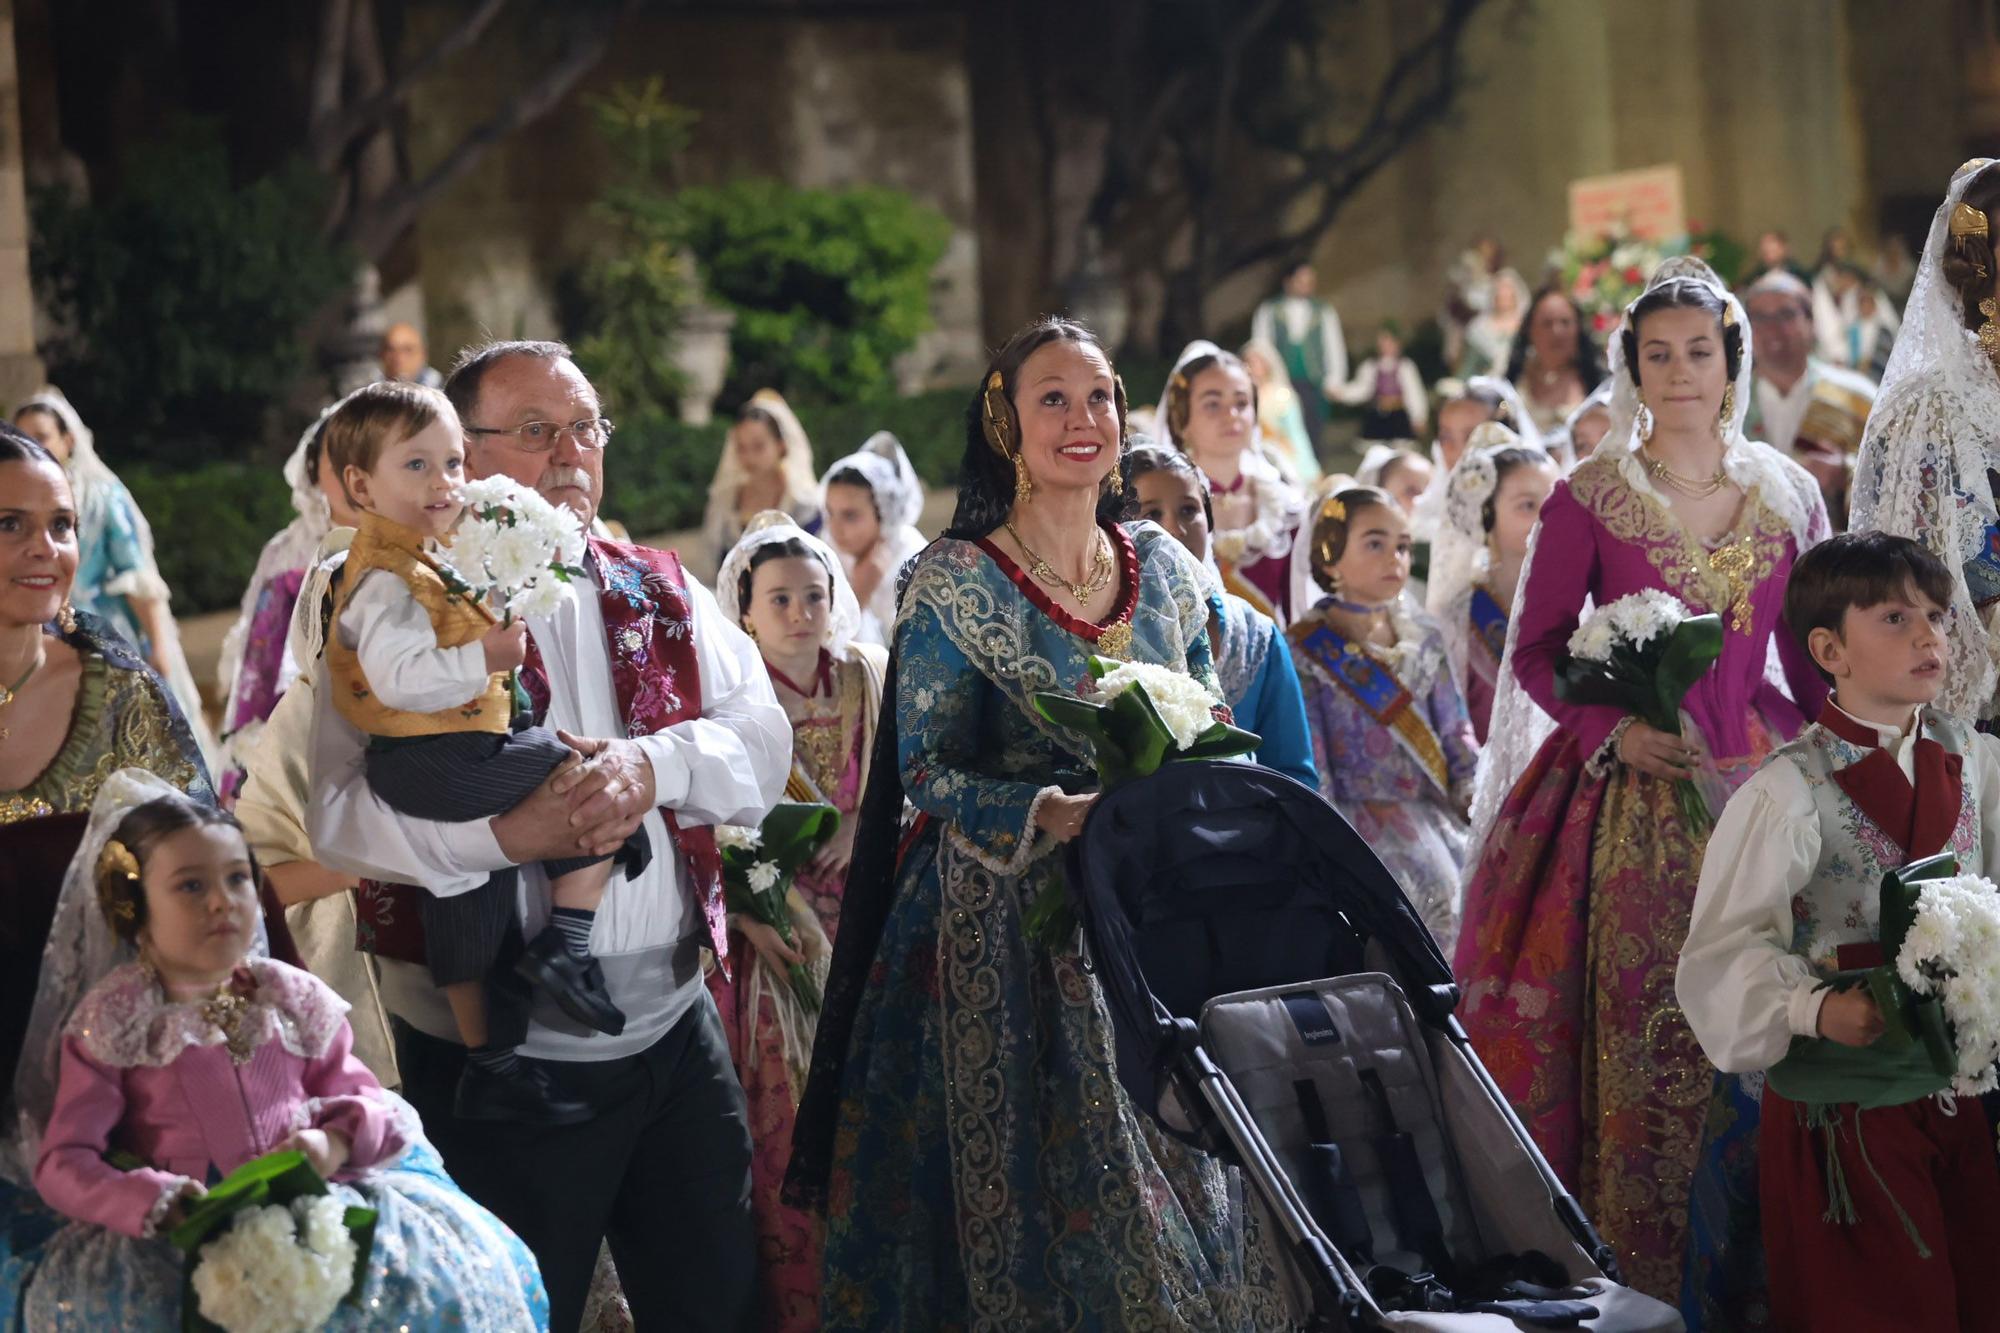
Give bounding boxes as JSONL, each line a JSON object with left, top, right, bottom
{"left": 126, "top": 462, "right": 301, "bottom": 618}
{"left": 138, "top": 386, "right": 977, "bottom": 617}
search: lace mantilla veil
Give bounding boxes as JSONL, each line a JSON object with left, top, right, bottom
{"left": 1850, "top": 158, "right": 2000, "bottom": 717}
{"left": 1462, "top": 256, "right": 1828, "bottom": 873}
{"left": 714, "top": 510, "right": 863, "bottom": 658}
{"left": 4, "top": 769, "right": 272, "bottom": 1185}
{"left": 1425, "top": 422, "right": 1555, "bottom": 707}
{"left": 820, "top": 431, "right": 925, "bottom": 534}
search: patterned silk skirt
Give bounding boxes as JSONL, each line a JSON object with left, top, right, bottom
{"left": 1454, "top": 719, "right": 1773, "bottom": 1331}
{"left": 818, "top": 824, "right": 1294, "bottom": 1331}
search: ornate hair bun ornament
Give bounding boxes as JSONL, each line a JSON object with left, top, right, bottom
{"left": 99, "top": 838, "right": 139, "bottom": 884}
{"left": 98, "top": 839, "right": 140, "bottom": 921}
{"left": 741, "top": 509, "right": 797, "bottom": 537}
{"left": 1319, "top": 496, "right": 1347, "bottom": 524}
{"left": 1951, "top": 202, "right": 1991, "bottom": 239}
{"left": 1463, "top": 420, "right": 1520, "bottom": 454}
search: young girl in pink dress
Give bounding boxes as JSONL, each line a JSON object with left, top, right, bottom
{"left": 709, "top": 513, "right": 885, "bottom": 1333}
{"left": 16, "top": 770, "right": 547, "bottom": 1330}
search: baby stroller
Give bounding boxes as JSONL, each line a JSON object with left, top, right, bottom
{"left": 1067, "top": 761, "right": 1684, "bottom": 1332}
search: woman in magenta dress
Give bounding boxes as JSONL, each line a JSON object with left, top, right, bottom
{"left": 1454, "top": 259, "right": 1828, "bottom": 1329}
{"left": 709, "top": 513, "right": 885, "bottom": 1333}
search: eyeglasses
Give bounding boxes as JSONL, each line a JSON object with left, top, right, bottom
{"left": 463, "top": 417, "right": 614, "bottom": 453}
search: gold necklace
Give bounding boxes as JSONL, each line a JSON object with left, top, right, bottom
{"left": 1639, "top": 447, "right": 1731, "bottom": 500}
{"left": 0, "top": 647, "right": 47, "bottom": 742}
{"left": 1003, "top": 520, "right": 1113, "bottom": 601}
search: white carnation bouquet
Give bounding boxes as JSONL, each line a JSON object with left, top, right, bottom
{"left": 1896, "top": 872, "right": 2000, "bottom": 1096}
{"left": 167, "top": 1149, "right": 375, "bottom": 1333}
{"left": 188, "top": 1196, "right": 358, "bottom": 1333}
{"left": 1024, "top": 656, "right": 1263, "bottom": 945}
{"left": 436, "top": 475, "right": 588, "bottom": 622}
{"left": 1557, "top": 590, "right": 1723, "bottom": 832}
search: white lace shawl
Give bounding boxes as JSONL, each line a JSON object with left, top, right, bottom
{"left": 1850, "top": 158, "right": 2000, "bottom": 717}
{"left": 714, "top": 511, "right": 863, "bottom": 658}
{"left": 6, "top": 769, "right": 273, "bottom": 1184}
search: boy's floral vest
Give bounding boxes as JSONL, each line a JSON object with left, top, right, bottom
{"left": 327, "top": 512, "right": 512, "bottom": 738}
{"left": 1777, "top": 703, "right": 1979, "bottom": 975}
{"left": 356, "top": 538, "right": 730, "bottom": 971}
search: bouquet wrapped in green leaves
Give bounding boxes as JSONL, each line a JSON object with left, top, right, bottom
{"left": 1768, "top": 853, "right": 2000, "bottom": 1112}
{"left": 1022, "top": 657, "right": 1262, "bottom": 944}
{"left": 716, "top": 802, "right": 840, "bottom": 1013}
{"left": 1555, "top": 589, "right": 1723, "bottom": 834}
{"left": 166, "top": 1149, "right": 376, "bottom": 1333}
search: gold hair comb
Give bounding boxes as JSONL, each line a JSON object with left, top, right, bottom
{"left": 1952, "top": 202, "right": 1991, "bottom": 240}
{"left": 1320, "top": 496, "right": 1347, "bottom": 524}
{"left": 98, "top": 839, "right": 139, "bottom": 883}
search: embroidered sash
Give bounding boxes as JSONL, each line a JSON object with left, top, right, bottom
{"left": 1468, "top": 586, "right": 1509, "bottom": 664}
{"left": 1294, "top": 623, "right": 1450, "bottom": 794}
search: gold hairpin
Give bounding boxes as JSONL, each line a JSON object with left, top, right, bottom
{"left": 1952, "top": 202, "right": 1991, "bottom": 240}
{"left": 98, "top": 839, "right": 139, "bottom": 883}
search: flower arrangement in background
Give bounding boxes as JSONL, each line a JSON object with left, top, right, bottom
{"left": 1548, "top": 224, "right": 1744, "bottom": 340}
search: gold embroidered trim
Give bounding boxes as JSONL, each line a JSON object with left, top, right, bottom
{"left": 1566, "top": 454, "right": 1787, "bottom": 632}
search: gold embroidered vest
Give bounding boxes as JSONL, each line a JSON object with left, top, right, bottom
{"left": 327, "top": 512, "right": 511, "bottom": 738}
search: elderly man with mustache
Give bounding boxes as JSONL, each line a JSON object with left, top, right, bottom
{"left": 305, "top": 339, "right": 790, "bottom": 1332}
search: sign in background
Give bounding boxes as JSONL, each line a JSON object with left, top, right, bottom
{"left": 1568, "top": 164, "right": 1686, "bottom": 239}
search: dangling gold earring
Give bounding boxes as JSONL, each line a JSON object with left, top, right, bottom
{"left": 1107, "top": 463, "right": 1123, "bottom": 496}
{"left": 743, "top": 621, "right": 759, "bottom": 643}
{"left": 1012, "top": 454, "right": 1033, "bottom": 506}
{"left": 1979, "top": 298, "right": 2000, "bottom": 366}
{"left": 1637, "top": 404, "right": 1655, "bottom": 444}
{"left": 56, "top": 602, "right": 76, "bottom": 634}
{"left": 1719, "top": 384, "right": 1736, "bottom": 425}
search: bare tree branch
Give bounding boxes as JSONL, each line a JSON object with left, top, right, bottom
{"left": 307, "top": 0, "right": 354, "bottom": 140}
{"left": 310, "top": 0, "right": 513, "bottom": 170}
{"left": 339, "top": 3, "right": 630, "bottom": 261}
{"left": 1216, "top": 0, "right": 1479, "bottom": 280}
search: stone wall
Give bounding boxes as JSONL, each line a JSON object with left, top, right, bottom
{"left": 0, "top": 0, "right": 42, "bottom": 407}
{"left": 404, "top": 7, "right": 982, "bottom": 395}
{"left": 1298, "top": 0, "right": 1960, "bottom": 348}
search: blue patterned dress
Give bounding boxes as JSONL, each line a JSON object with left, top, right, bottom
{"left": 816, "top": 522, "right": 1291, "bottom": 1330}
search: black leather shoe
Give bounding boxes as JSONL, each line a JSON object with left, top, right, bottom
{"left": 453, "top": 1059, "right": 594, "bottom": 1127}
{"left": 514, "top": 925, "right": 628, "bottom": 1036}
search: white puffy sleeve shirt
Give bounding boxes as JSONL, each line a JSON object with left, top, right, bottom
{"left": 307, "top": 560, "right": 791, "bottom": 953}
{"left": 1677, "top": 708, "right": 2000, "bottom": 1074}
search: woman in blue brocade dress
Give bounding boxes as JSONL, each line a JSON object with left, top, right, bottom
{"left": 787, "top": 320, "right": 1292, "bottom": 1330}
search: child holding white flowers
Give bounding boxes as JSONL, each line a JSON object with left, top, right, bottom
{"left": 322, "top": 381, "right": 646, "bottom": 1125}
{"left": 1286, "top": 485, "right": 1478, "bottom": 950}
{"left": 22, "top": 772, "right": 547, "bottom": 1330}
{"left": 710, "top": 512, "right": 885, "bottom": 1332}
{"left": 1678, "top": 532, "right": 2000, "bottom": 1333}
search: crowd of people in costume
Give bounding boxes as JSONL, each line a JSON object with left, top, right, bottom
{"left": 0, "top": 157, "right": 1993, "bottom": 1333}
